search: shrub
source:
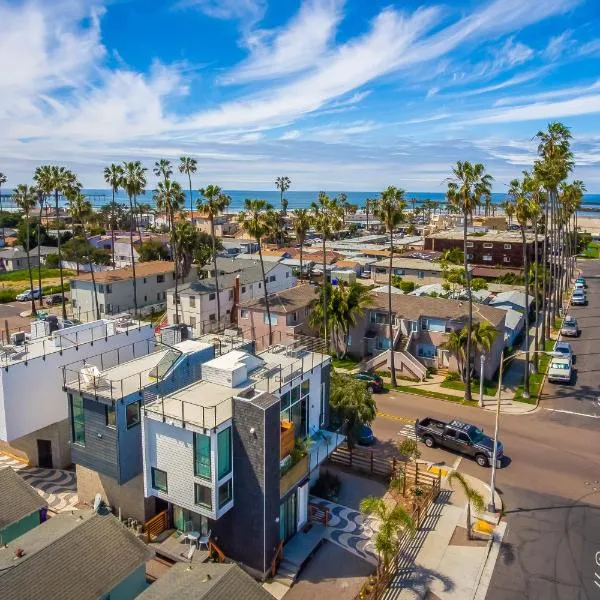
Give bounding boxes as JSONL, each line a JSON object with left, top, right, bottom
{"left": 399, "top": 281, "right": 416, "bottom": 293}
{"left": 445, "top": 372, "right": 460, "bottom": 382}
{"left": 0, "top": 290, "right": 17, "bottom": 303}
{"left": 310, "top": 470, "right": 341, "bottom": 501}
{"left": 45, "top": 254, "right": 60, "bottom": 268}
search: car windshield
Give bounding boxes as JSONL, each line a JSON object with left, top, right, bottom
{"left": 551, "top": 362, "right": 569, "bottom": 370}
{"left": 467, "top": 425, "right": 485, "bottom": 443}
{"left": 556, "top": 346, "right": 569, "bottom": 353}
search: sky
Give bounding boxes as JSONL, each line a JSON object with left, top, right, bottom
{"left": 1, "top": 0, "right": 600, "bottom": 192}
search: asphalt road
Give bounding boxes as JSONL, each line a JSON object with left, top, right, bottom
{"left": 371, "top": 261, "right": 600, "bottom": 599}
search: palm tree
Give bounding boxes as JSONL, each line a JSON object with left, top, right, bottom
{"left": 448, "top": 471, "right": 485, "bottom": 540}
{"left": 33, "top": 169, "right": 53, "bottom": 308}
{"left": 0, "top": 172, "right": 6, "bottom": 245}
{"left": 501, "top": 200, "right": 515, "bottom": 225}
{"left": 447, "top": 162, "right": 493, "bottom": 402}
{"left": 359, "top": 496, "right": 415, "bottom": 575}
{"left": 121, "top": 161, "right": 147, "bottom": 316}
{"left": 470, "top": 321, "right": 500, "bottom": 385}
{"left": 239, "top": 199, "right": 274, "bottom": 344}
{"left": 364, "top": 198, "right": 375, "bottom": 232}
{"left": 172, "top": 221, "right": 198, "bottom": 324}
{"left": 292, "top": 208, "right": 312, "bottom": 279}
{"left": 197, "top": 185, "right": 231, "bottom": 326}
{"left": 311, "top": 193, "right": 342, "bottom": 351}
{"left": 13, "top": 184, "right": 38, "bottom": 316}
{"left": 154, "top": 179, "right": 185, "bottom": 323}
{"left": 275, "top": 176, "right": 291, "bottom": 214}
{"left": 441, "top": 328, "right": 468, "bottom": 382}
{"left": 104, "top": 163, "right": 124, "bottom": 269}
{"left": 66, "top": 190, "right": 100, "bottom": 320}
{"left": 179, "top": 156, "right": 198, "bottom": 214}
{"left": 374, "top": 186, "right": 406, "bottom": 387}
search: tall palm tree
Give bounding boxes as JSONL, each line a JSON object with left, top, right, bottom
{"left": 172, "top": 221, "right": 198, "bottom": 326}
{"left": 104, "top": 163, "right": 124, "bottom": 269}
{"left": 441, "top": 328, "right": 468, "bottom": 382}
{"left": 374, "top": 186, "right": 406, "bottom": 387}
{"left": 447, "top": 162, "right": 493, "bottom": 402}
{"left": 311, "top": 193, "right": 342, "bottom": 351}
{"left": 470, "top": 321, "right": 500, "bottom": 384}
{"left": 33, "top": 168, "right": 53, "bottom": 307}
{"left": 179, "top": 156, "right": 198, "bottom": 214}
{"left": 121, "top": 161, "right": 147, "bottom": 316}
{"left": 359, "top": 496, "right": 414, "bottom": 575}
{"left": 197, "top": 185, "right": 231, "bottom": 326}
{"left": 275, "top": 176, "right": 291, "bottom": 214}
{"left": 154, "top": 179, "right": 185, "bottom": 323}
{"left": 500, "top": 200, "right": 515, "bottom": 225}
{"left": 364, "top": 198, "right": 375, "bottom": 232}
{"left": 448, "top": 471, "right": 484, "bottom": 540}
{"left": 239, "top": 199, "right": 274, "bottom": 345}
{"left": 13, "top": 184, "right": 38, "bottom": 316}
{"left": 292, "top": 208, "right": 312, "bottom": 279}
{"left": 66, "top": 190, "right": 100, "bottom": 320}
{"left": 0, "top": 172, "right": 6, "bottom": 245}
{"left": 153, "top": 159, "right": 173, "bottom": 229}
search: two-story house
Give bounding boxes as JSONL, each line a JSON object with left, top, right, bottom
{"left": 63, "top": 338, "right": 220, "bottom": 521}
{"left": 346, "top": 293, "right": 505, "bottom": 381}
{"left": 372, "top": 256, "right": 446, "bottom": 286}
{"left": 141, "top": 345, "right": 339, "bottom": 579}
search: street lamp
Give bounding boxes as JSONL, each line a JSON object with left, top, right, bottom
{"left": 488, "top": 347, "right": 560, "bottom": 513}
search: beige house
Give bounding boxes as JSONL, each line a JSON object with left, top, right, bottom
{"left": 372, "top": 256, "right": 446, "bottom": 286}
{"left": 188, "top": 211, "right": 238, "bottom": 237}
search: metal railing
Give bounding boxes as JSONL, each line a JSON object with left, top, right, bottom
{"left": 143, "top": 394, "right": 233, "bottom": 430}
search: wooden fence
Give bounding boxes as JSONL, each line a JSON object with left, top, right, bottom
{"left": 144, "top": 510, "right": 168, "bottom": 541}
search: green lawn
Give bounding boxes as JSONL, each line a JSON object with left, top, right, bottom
{"left": 581, "top": 242, "right": 600, "bottom": 259}
{"left": 330, "top": 356, "right": 360, "bottom": 370}
{"left": 440, "top": 379, "right": 499, "bottom": 396}
{"left": 391, "top": 384, "right": 478, "bottom": 406}
{"left": 0, "top": 268, "right": 73, "bottom": 282}
{"left": 513, "top": 338, "right": 555, "bottom": 404}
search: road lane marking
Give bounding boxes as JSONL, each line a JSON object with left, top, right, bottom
{"left": 377, "top": 412, "right": 415, "bottom": 424}
{"left": 543, "top": 408, "right": 600, "bottom": 419}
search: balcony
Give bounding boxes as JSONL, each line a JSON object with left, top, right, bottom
{"left": 280, "top": 421, "right": 295, "bottom": 460}
{"left": 280, "top": 454, "right": 309, "bottom": 497}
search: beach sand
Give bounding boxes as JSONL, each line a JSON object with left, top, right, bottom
{"left": 576, "top": 216, "right": 600, "bottom": 235}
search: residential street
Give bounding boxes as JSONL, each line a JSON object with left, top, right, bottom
{"left": 371, "top": 261, "right": 600, "bottom": 599}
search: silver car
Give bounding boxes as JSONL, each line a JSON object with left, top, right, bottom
{"left": 560, "top": 317, "right": 579, "bottom": 337}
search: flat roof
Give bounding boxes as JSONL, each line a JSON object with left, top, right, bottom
{"left": 427, "top": 229, "right": 541, "bottom": 243}
{"left": 372, "top": 257, "right": 444, "bottom": 271}
{"left": 71, "top": 261, "right": 175, "bottom": 283}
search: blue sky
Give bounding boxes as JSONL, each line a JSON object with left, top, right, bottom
{"left": 1, "top": 0, "right": 599, "bottom": 191}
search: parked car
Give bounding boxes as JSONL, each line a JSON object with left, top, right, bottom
{"left": 16, "top": 288, "right": 41, "bottom": 302}
{"left": 575, "top": 277, "right": 587, "bottom": 288}
{"left": 560, "top": 316, "right": 580, "bottom": 337}
{"left": 574, "top": 281, "right": 585, "bottom": 291}
{"left": 571, "top": 289, "right": 587, "bottom": 306}
{"left": 354, "top": 371, "right": 384, "bottom": 393}
{"left": 45, "top": 294, "right": 65, "bottom": 306}
{"left": 358, "top": 424, "right": 375, "bottom": 446}
{"left": 361, "top": 269, "right": 372, "bottom": 279}
{"left": 415, "top": 417, "right": 503, "bottom": 467}
{"left": 553, "top": 341, "right": 574, "bottom": 362}
{"left": 547, "top": 356, "right": 572, "bottom": 384}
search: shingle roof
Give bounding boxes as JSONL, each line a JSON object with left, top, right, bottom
{"left": 71, "top": 260, "right": 175, "bottom": 283}
{"left": 0, "top": 467, "right": 47, "bottom": 528}
{"left": 488, "top": 290, "right": 534, "bottom": 310}
{"left": 0, "top": 245, "right": 57, "bottom": 260}
{"left": 202, "top": 257, "right": 277, "bottom": 275}
{"left": 138, "top": 562, "right": 272, "bottom": 600}
{"left": 239, "top": 284, "right": 317, "bottom": 313}
{"left": 369, "top": 292, "right": 505, "bottom": 328}
{"left": 0, "top": 510, "right": 152, "bottom": 600}
{"left": 177, "top": 265, "right": 267, "bottom": 296}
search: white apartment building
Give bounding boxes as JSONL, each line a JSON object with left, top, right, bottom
{"left": 0, "top": 316, "right": 154, "bottom": 469}
{"left": 167, "top": 260, "right": 296, "bottom": 333}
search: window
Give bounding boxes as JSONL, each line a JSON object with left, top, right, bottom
{"left": 457, "top": 432, "right": 471, "bottom": 443}
{"left": 106, "top": 304, "right": 112, "bottom": 314}
{"left": 194, "top": 483, "right": 212, "bottom": 509}
{"left": 218, "top": 479, "right": 232, "bottom": 508}
{"left": 467, "top": 254, "right": 473, "bottom": 260}
{"left": 301, "top": 379, "right": 310, "bottom": 397}
{"left": 482, "top": 255, "right": 493, "bottom": 262}
{"left": 417, "top": 271, "right": 425, "bottom": 279}
{"left": 240, "top": 309, "right": 249, "bottom": 319}
{"left": 189, "top": 296, "right": 196, "bottom": 308}
{"left": 483, "top": 243, "right": 493, "bottom": 249}
{"left": 157, "top": 274, "right": 165, "bottom": 283}
{"left": 286, "top": 272, "right": 290, "bottom": 278}
{"left": 209, "top": 314, "right": 216, "bottom": 322}
{"left": 258, "top": 282, "right": 262, "bottom": 289}
{"left": 241, "top": 286, "right": 247, "bottom": 293}
{"left": 417, "top": 344, "right": 436, "bottom": 358}
{"left": 98, "top": 284, "right": 104, "bottom": 293}
{"left": 144, "top": 296, "right": 148, "bottom": 302}
{"left": 466, "top": 241, "right": 474, "bottom": 248}
{"left": 175, "top": 294, "right": 180, "bottom": 304}
{"left": 157, "top": 293, "right": 161, "bottom": 301}
{"left": 269, "top": 275, "right": 276, "bottom": 282}
{"left": 151, "top": 468, "right": 168, "bottom": 493}
{"left": 143, "top": 277, "right": 147, "bottom": 284}
{"left": 105, "top": 405, "right": 116, "bottom": 428}
{"left": 70, "top": 394, "right": 85, "bottom": 446}
{"left": 411, "top": 321, "right": 418, "bottom": 332}
{"left": 445, "top": 429, "right": 457, "bottom": 439}
{"left": 217, "top": 427, "right": 232, "bottom": 480}
{"left": 208, "top": 293, "right": 216, "bottom": 301}
{"left": 126, "top": 401, "right": 140, "bottom": 428}
{"left": 504, "top": 244, "right": 512, "bottom": 249}
{"left": 264, "top": 313, "right": 278, "bottom": 325}
{"left": 190, "top": 317, "right": 196, "bottom": 328}
{"left": 193, "top": 433, "right": 211, "bottom": 480}
{"left": 424, "top": 318, "right": 446, "bottom": 332}
{"left": 393, "top": 268, "right": 405, "bottom": 276}
{"left": 503, "top": 256, "right": 511, "bottom": 263}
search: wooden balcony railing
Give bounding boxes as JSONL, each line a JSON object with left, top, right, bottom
{"left": 144, "top": 510, "right": 168, "bottom": 541}
{"left": 280, "top": 420, "right": 295, "bottom": 460}
{"left": 280, "top": 454, "right": 309, "bottom": 497}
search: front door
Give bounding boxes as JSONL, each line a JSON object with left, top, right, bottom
{"left": 279, "top": 492, "right": 297, "bottom": 543}
{"left": 37, "top": 439, "right": 53, "bottom": 468}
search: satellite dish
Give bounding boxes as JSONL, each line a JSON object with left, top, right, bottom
{"left": 93, "top": 493, "right": 102, "bottom": 512}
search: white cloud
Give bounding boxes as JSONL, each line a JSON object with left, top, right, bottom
{"left": 176, "top": 0, "right": 266, "bottom": 22}
{"left": 456, "top": 68, "right": 547, "bottom": 97}
{"left": 223, "top": 0, "right": 344, "bottom": 84}
{"left": 280, "top": 130, "right": 301, "bottom": 140}
{"left": 542, "top": 30, "right": 574, "bottom": 61}
{"left": 578, "top": 39, "right": 600, "bottom": 57}
{"left": 491, "top": 37, "right": 534, "bottom": 71}
{"left": 494, "top": 79, "right": 600, "bottom": 106}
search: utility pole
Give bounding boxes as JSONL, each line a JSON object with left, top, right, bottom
{"left": 479, "top": 354, "right": 485, "bottom": 408}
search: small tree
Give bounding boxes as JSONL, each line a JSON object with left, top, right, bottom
{"left": 138, "top": 239, "right": 170, "bottom": 262}
{"left": 448, "top": 471, "right": 484, "bottom": 540}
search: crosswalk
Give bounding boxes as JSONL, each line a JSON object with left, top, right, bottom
{"left": 396, "top": 422, "right": 417, "bottom": 441}
{"left": 0, "top": 453, "right": 79, "bottom": 513}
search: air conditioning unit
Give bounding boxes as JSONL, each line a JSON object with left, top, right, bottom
{"left": 10, "top": 332, "right": 26, "bottom": 346}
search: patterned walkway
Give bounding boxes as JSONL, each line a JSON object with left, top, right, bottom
{"left": 309, "top": 495, "right": 379, "bottom": 565}
{"left": 0, "top": 453, "right": 78, "bottom": 513}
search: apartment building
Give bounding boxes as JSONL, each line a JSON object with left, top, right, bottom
{"left": 142, "top": 345, "right": 338, "bottom": 578}
{"left": 70, "top": 261, "right": 195, "bottom": 318}
{"left": 63, "top": 338, "right": 221, "bottom": 521}
{"left": 424, "top": 229, "right": 542, "bottom": 267}
{"left": 168, "top": 261, "right": 296, "bottom": 332}
{"left": 0, "top": 317, "right": 153, "bottom": 469}
{"left": 188, "top": 211, "right": 239, "bottom": 237}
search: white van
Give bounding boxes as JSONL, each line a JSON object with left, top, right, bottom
{"left": 547, "top": 357, "right": 572, "bottom": 384}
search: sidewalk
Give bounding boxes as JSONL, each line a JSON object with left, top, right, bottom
{"left": 383, "top": 472, "right": 506, "bottom": 600}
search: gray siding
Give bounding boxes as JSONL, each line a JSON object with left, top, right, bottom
{"left": 117, "top": 397, "right": 143, "bottom": 484}
{"left": 321, "top": 363, "right": 331, "bottom": 429}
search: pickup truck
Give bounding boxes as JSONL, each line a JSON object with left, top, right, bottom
{"left": 415, "top": 417, "right": 503, "bottom": 467}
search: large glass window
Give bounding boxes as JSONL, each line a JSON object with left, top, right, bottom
{"left": 126, "top": 401, "right": 140, "bottom": 429}
{"left": 217, "top": 428, "right": 232, "bottom": 480}
{"left": 218, "top": 479, "right": 232, "bottom": 508}
{"left": 193, "top": 433, "right": 211, "bottom": 480}
{"left": 70, "top": 394, "right": 85, "bottom": 446}
{"left": 194, "top": 483, "right": 212, "bottom": 509}
{"left": 280, "top": 384, "right": 308, "bottom": 438}
{"left": 151, "top": 468, "right": 168, "bottom": 493}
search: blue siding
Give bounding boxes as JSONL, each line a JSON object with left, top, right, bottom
{"left": 107, "top": 564, "right": 148, "bottom": 600}
{"left": 0, "top": 512, "right": 41, "bottom": 544}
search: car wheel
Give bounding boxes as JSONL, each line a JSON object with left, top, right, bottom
{"left": 424, "top": 436, "right": 435, "bottom": 448}
{"left": 475, "top": 454, "right": 489, "bottom": 467}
